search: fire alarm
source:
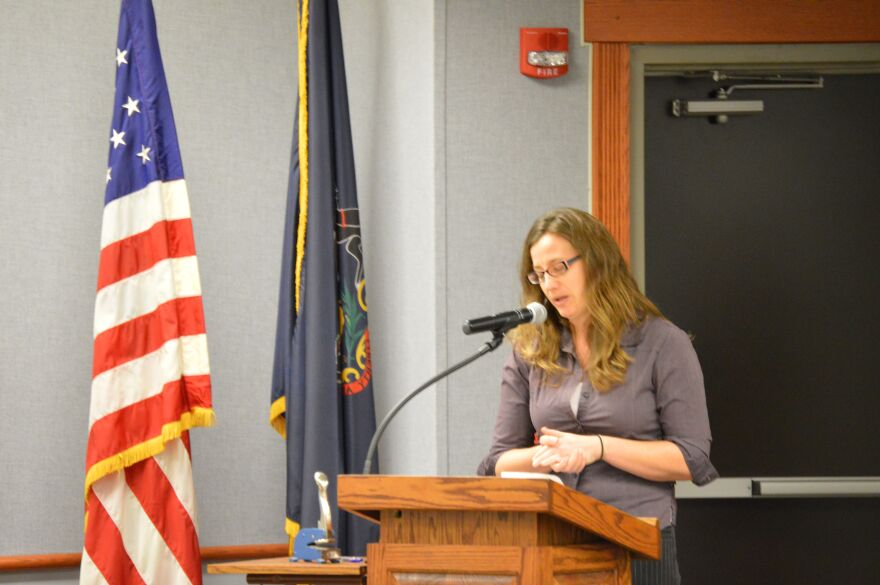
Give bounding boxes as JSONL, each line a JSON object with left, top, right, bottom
{"left": 520, "top": 28, "right": 568, "bottom": 79}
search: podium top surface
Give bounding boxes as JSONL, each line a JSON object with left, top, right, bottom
{"left": 338, "top": 475, "right": 660, "bottom": 559}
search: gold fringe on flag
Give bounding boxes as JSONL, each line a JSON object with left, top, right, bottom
{"left": 83, "top": 406, "right": 216, "bottom": 528}
{"left": 293, "top": 0, "right": 310, "bottom": 317}
{"left": 271, "top": 0, "right": 311, "bottom": 443}
{"left": 269, "top": 395, "right": 287, "bottom": 438}
{"left": 280, "top": 0, "right": 311, "bottom": 547}
{"left": 84, "top": 407, "right": 216, "bottom": 501}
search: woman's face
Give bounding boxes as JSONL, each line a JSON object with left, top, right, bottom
{"left": 529, "top": 232, "right": 590, "bottom": 330}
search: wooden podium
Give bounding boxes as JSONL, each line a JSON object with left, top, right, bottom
{"left": 338, "top": 475, "right": 660, "bottom": 585}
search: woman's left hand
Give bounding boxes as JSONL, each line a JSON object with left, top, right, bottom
{"left": 531, "top": 427, "right": 602, "bottom": 474}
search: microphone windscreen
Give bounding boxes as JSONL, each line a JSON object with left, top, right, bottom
{"left": 526, "top": 302, "right": 548, "bottom": 325}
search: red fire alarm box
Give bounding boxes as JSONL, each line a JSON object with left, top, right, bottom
{"left": 520, "top": 27, "right": 569, "bottom": 79}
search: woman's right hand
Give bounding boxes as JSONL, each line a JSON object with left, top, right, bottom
{"left": 531, "top": 427, "right": 603, "bottom": 473}
{"left": 494, "top": 445, "right": 553, "bottom": 474}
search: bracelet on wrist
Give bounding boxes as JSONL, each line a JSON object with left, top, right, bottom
{"left": 596, "top": 434, "right": 604, "bottom": 461}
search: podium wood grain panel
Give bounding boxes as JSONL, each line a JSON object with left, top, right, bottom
{"left": 381, "top": 511, "right": 603, "bottom": 547}
{"left": 549, "top": 481, "right": 659, "bottom": 559}
{"left": 551, "top": 545, "right": 620, "bottom": 570}
{"left": 345, "top": 476, "right": 660, "bottom": 585}
{"left": 520, "top": 546, "right": 549, "bottom": 585}
{"left": 381, "top": 510, "right": 541, "bottom": 546}
{"left": 371, "top": 544, "right": 523, "bottom": 572}
{"left": 537, "top": 515, "right": 603, "bottom": 547}
{"left": 551, "top": 545, "right": 630, "bottom": 585}
{"left": 392, "top": 575, "right": 516, "bottom": 585}
{"left": 554, "top": 572, "right": 615, "bottom": 585}
{"left": 339, "top": 476, "right": 550, "bottom": 515}
{"left": 369, "top": 544, "right": 631, "bottom": 585}
{"left": 340, "top": 476, "right": 658, "bottom": 559}
{"left": 368, "top": 543, "right": 523, "bottom": 585}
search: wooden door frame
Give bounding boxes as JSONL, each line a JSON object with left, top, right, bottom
{"left": 584, "top": 0, "right": 880, "bottom": 262}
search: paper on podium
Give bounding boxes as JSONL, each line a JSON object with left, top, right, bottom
{"left": 499, "top": 471, "right": 564, "bottom": 485}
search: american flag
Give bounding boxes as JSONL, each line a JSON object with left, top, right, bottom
{"left": 81, "top": 1, "right": 213, "bottom": 584}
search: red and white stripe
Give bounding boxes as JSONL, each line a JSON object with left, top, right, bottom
{"left": 83, "top": 179, "right": 212, "bottom": 585}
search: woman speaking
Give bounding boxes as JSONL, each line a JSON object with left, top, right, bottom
{"left": 477, "top": 208, "right": 717, "bottom": 584}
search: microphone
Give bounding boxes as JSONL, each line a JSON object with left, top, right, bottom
{"left": 461, "top": 302, "right": 548, "bottom": 335}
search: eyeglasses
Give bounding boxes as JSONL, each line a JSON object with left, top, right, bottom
{"left": 527, "top": 255, "right": 581, "bottom": 284}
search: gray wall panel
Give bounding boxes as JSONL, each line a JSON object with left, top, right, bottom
{"left": 1, "top": 0, "right": 131, "bottom": 557}
{"left": 442, "top": 0, "right": 590, "bottom": 475}
{"left": 340, "top": 0, "right": 437, "bottom": 476}
{"left": 158, "top": 0, "right": 297, "bottom": 549}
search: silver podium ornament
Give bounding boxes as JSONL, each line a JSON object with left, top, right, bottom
{"left": 311, "top": 471, "right": 342, "bottom": 561}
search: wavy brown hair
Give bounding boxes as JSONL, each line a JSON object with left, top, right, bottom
{"left": 509, "top": 208, "right": 663, "bottom": 391}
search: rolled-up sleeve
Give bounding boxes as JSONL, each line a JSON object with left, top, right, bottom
{"left": 654, "top": 327, "right": 719, "bottom": 486}
{"left": 476, "top": 351, "right": 536, "bottom": 476}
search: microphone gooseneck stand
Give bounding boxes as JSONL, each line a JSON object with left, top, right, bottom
{"left": 361, "top": 330, "right": 506, "bottom": 474}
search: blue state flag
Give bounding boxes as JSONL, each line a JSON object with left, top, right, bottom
{"left": 270, "top": 0, "right": 379, "bottom": 556}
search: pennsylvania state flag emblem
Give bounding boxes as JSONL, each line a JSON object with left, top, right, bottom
{"left": 336, "top": 207, "right": 372, "bottom": 397}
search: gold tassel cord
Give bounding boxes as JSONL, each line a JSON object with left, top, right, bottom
{"left": 270, "top": 0, "right": 311, "bottom": 440}
{"left": 280, "top": 0, "right": 311, "bottom": 546}
{"left": 293, "top": 0, "right": 310, "bottom": 316}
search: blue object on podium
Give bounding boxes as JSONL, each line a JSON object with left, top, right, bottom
{"left": 292, "top": 527, "right": 328, "bottom": 561}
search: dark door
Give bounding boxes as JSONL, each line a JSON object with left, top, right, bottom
{"left": 644, "top": 73, "right": 880, "bottom": 583}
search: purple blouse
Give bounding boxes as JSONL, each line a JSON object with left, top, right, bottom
{"left": 477, "top": 317, "right": 718, "bottom": 527}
